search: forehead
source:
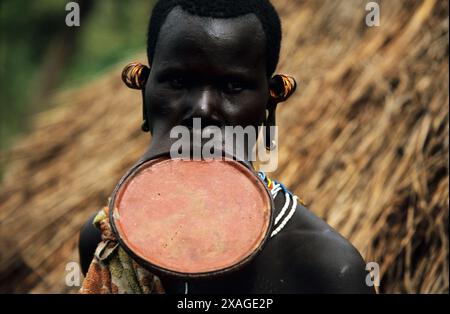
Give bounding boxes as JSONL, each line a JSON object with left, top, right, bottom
{"left": 152, "top": 6, "right": 267, "bottom": 72}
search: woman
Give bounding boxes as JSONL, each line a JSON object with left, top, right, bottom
{"left": 79, "top": 0, "right": 375, "bottom": 294}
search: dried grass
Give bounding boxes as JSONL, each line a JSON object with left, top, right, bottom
{"left": 0, "top": 0, "right": 448, "bottom": 293}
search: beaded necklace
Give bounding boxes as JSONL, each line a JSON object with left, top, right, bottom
{"left": 257, "top": 171, "right": 306, "bottom": 238}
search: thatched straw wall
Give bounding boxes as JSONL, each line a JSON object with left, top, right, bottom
{"left": 0, "top": 0, "right": 448, "bottom": 293}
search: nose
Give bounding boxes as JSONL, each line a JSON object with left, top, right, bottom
{"left": 183, "top": 88, "right": 225, "bottom": 127}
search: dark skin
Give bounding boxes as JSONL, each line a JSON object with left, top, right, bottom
{"left": 79, "top": 7, "right": 375, "bottom": 294}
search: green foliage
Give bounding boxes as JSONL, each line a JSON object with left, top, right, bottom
{"left": 62, "top": 0, "right": 154, "bottom": 87}
{"left": 0, "top": 0, "right": 155, "bottom": 150}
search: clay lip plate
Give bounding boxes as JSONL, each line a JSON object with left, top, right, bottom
{"left": 110, "top": 157, "right": 273, "bottom": 278}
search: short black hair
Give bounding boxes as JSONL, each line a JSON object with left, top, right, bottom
{"left": 147, "top": 0, "right": 282, "bottom": 76}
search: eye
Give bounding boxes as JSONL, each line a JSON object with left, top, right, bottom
{"left": 223, "top": 81, "right": 244, "bottom": 94}
{"left": 169, "top": 76, "right": 186, "bottom": 89}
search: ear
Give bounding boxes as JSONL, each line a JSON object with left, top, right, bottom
{"left": 140, "top": 89, "right": 150, "bottom": 133}
{"left": 264, "top": 74, "right": 298, "bottom": 150}
{"left": 265, "top": 101, "right": 277, "bottom": 128}
{"left": 268, "top": 74, "right": 297, "bottom": 103}
{"left": 122, "top": 62, "right": 150, "bottom": 90}
{"left": 143, "top": 66, "right": 153, "bottom": 133}
{"left": 140, "top": 71, "right": 151, "bottom": 133}
{"left": 264, "top": 100, "right": 278, "bottom": 150}
{"left": 121, "top": 62, "right": 151, "bottom": 133}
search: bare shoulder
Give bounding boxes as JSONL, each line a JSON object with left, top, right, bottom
{"left": 265, "top": 201, "right": 376, "bottom": 293}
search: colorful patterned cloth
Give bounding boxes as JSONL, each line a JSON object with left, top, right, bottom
{"left": 80, "top": 206, "right": 165, "bottom": 294}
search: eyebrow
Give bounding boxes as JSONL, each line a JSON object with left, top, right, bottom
{"left": 155, "top": 63, "right": 257, "bottom": 80}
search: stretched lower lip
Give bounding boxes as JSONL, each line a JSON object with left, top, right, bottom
{"left": 113, "top": 158, "right": 272, "bottom": 275}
